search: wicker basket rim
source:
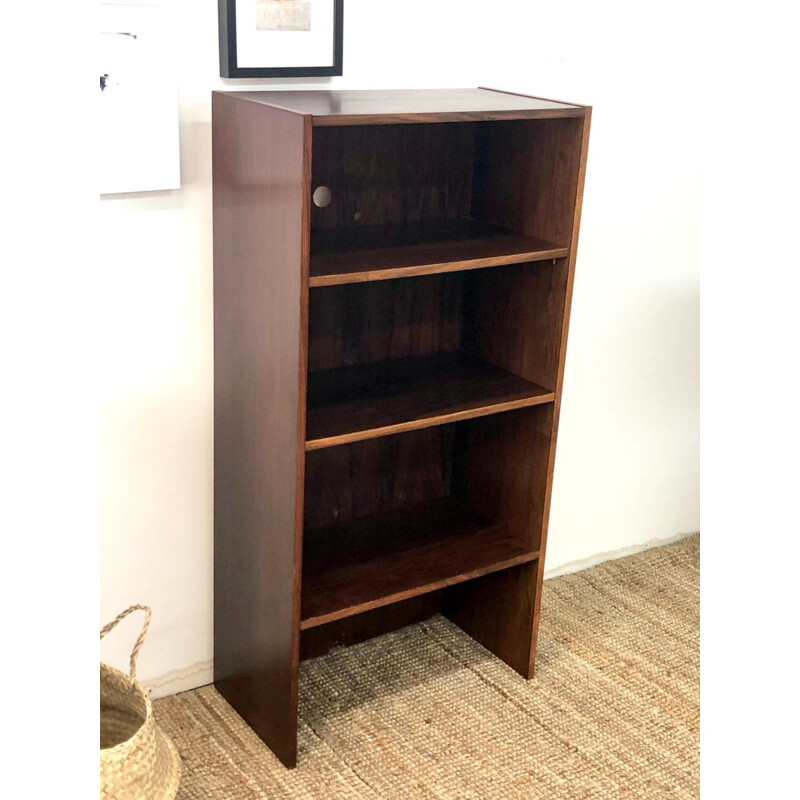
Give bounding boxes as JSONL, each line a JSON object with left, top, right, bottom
{"left": 100, "top": 660, "right": 154, "bottom": 756}
{"left": 100, "top": 606, "right": 181, "bottom": 800}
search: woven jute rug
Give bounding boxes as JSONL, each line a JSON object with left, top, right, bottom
{"left": 154, "top": 535, "right": 699, "bottom": 799}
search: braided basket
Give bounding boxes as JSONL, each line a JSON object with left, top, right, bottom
{"left": 100, "top": 606, "right": 181, "bottom": 800}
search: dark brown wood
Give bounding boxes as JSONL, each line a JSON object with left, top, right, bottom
{"left": 303, "top": 426, "right": 455, "bottom": 532}
{"left": 224, "top": 89, "right": 584, "bottom": 126}
{"left": 311, "top": 124, "right": 476, "bottom": 232}
{"left": 308, "top": 272, "right": 464, "bottom": 372}
{"left": 213, "top": 89, "right": 591, "bottom": 767}
{"left": 310, "top": 219, "right": 566, "bottom": 286}
{"left": 444, "top": 407, "right": 552, "bottom": 675}
{"left": 301, "top": 593, "right": 442, "bottom": 661}
{"left": 444, "top": 560, "right": 540, "bottom": 677}
{"left": 306, "top": 352, "right": 554, "bottom": 450}
{"left": 444, "top": 116, "right": 591, "bottom": 679}
{"left": 527, "top": 109, "right": 593, "bottom": 671}
{"left": 463, "top": 259, "right": 569, "bottom": 391}
{"left": 301, "top": 496, "right": 538, "bottom": 629}
{"left": 453, "top": 405, "right": 554, "bottom": 551}
{"left": 472, "top": 117, "right": 585, "bottom": 247}
{"left": 212, "top": 92, "right": 310, "bottom": 768}
{"left": 479, "top": 86, "right": 589, "bottom": 110}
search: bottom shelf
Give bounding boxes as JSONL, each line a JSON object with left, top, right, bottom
{"left": 300, "top": 497, "right": 539, "bottom": 630}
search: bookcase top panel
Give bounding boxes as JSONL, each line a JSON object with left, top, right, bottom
{"left": 217, "top": 88, "right": 586, "bottom": 125}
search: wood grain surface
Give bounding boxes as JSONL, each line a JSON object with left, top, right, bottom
{"left": 301, "top": 496, "right": 538, "bottom": 629}
{"left": 212, "top": 92, "right": 310, "bottom": 768}
{"left": 310, "top": 219, "right": 566, "bottom": 286}
{"left": 306, "top": 352, "right": 553, "bottom": 450}
{"left": 223, "top": 88, "right": 584, "bottom": 126}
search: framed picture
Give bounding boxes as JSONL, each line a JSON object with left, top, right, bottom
{"left": 219, "top": 0, "right": 343, "bottom": 78}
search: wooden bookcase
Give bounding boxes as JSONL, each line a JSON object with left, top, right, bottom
{"left": 212, "top": 88, "right": 591, "bottom": 767}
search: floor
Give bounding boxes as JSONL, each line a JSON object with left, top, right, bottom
{"left": 154, "top": 535, "right": 699, "bottom": 799}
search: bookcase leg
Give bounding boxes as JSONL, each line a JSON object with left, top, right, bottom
{"left": 442, "top": 560, "right": 539, "bottom": 679}
{"left": 215, "top": 670, "right": 298, "bottom": 767}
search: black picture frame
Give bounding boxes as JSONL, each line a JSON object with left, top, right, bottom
{"left": 219, "top": 0, "right": 343, "bottom": 78}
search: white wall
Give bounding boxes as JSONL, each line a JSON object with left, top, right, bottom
{"left": 100, "top": 0, "right": 699, "bottom": 696}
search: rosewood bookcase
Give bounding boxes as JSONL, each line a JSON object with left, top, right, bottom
{"left": 212, "top": 88, "right": 591, "bottom": 767}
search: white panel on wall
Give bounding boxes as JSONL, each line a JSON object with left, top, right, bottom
{"left": 99, "top": 1, "right": 180, "bottom": 194}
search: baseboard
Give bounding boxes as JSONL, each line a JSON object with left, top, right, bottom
{"left": 144, "top": 660, "right": 213, "bottom": 700}
{"left": 146, "top": 530, "right": 699, "bottom": 699}
{"left": 543, "top": 529, "right": 699, "bottom": 580}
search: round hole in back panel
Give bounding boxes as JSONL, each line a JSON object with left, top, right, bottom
{"left": 312, "top": 185, "right": 332, "bottom": 208}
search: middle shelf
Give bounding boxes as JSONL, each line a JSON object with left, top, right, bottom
{"left": 305, "top": 351, "right": 554, "bottom": 450}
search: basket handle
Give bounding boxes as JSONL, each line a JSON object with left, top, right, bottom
{"left": 100, "top": 605, "right": 152, "bottom": 680}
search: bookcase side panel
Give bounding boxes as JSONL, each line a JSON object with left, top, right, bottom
{"left": 529, "top": 109, "right": 592, "bottom": 669}
{"left": 444, "top": 560, "right": 540, "bottom": 676}
{"left": 212, "top": 93, "right": 310, "bottom": 767}
{"left": 444, "top": 405, "right": 551, "bottom": 677}
{"left": 462, "top": 258, "right": 569, "bottom": 393}
{"left": 447, "top": 110, "right": 591, "bottom": 679}
{"left": 471, "top": 117, "right": 584, "bottom": 247}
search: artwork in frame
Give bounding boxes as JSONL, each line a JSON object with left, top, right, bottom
{"left": 219, "top": 0, "right": 343, "bottom": 78}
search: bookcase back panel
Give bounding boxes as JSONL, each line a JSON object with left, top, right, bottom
{"left": 308, "top": 272, "right": 464, "bottom": 372}
{"left": 300, "top": 593, "right": 443, "bottom": 661}
{"left": 311, "top": 118, "right": 582, "bottom": 249}
{"left": 303, "top": 426, "right": 455, "bottom": 531}
{"left": 308, "top": 259, "right": 569, "bottom": 393}
{"left": 311, "top": 123, "right": 477, "bottom": 231}
{"left": 304, "top": 404, "right": 551, "bottom": 547}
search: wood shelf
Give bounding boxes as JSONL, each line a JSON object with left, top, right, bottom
{"left": 305, "top": 352, "right": 554, "bottom": 450}
{"left": 301, "top": 497, "right": 539, "bottom": 629}
{"left": 310, "top": 219, "right": 567, "bottom": 286}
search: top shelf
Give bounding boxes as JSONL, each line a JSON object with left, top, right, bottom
{"left": 217, "top": 88, "right": 586, "bottom": 126}
{"left": 310, "top": 219, "right": 567, "bottom": 287}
